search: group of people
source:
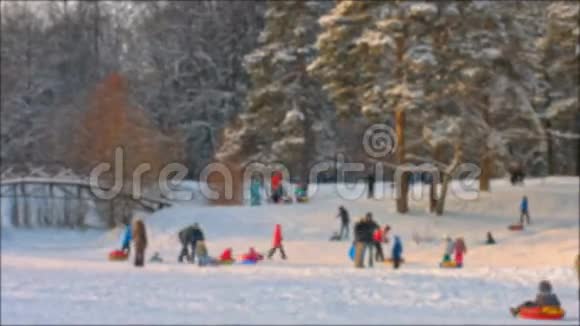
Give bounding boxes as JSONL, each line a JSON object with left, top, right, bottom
{"left": 441, "top": 235, "right": 467, "bottom": 267}
{"left": 352, "top": 212, "right": 402, "bottom": 269}
{"left": 250, "top": 172, "right": 308, "bottom": 206}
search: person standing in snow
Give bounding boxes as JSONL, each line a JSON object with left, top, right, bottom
{"left": 337, "top": 206, "right": 350, "bottom": 240}
{"left": 485, "top": 231, "right": 496, "bottom": 245}
{"left": 178, "top": 223, "right": 205, "bottom": 263}
{"left": 271, "top": 171, "right": 283, "bottom": 203}
{"left": 454, "top": 237, "right": 467, "bottom": 267}
{"left": 392, "top": 235, "right": 403, "bottom": 269}
{"left": 250, "top": 176, "right": 261, "bottom": 206}
{"left": 373, "top": 226, "right": 385, "bottom": 262}
{"left": 132, "top": 219, "right": 147, "bottom": 267}
{"left": 120, "top": 222, "right": 132, "bottom": 254}
{"left": 367, "top": 172, "right": 375, "bottom": 199}
{"left": 520, "top": 196, "right": 530, "bottom": 225}
{"left": 442, "top": 235, "right": 454, "bottom": 263}
{"left": 355, "top": 213, "right": 379, "bottom": 268}
{"left": 267, "top": 224, "right": 287, "bottom": 259}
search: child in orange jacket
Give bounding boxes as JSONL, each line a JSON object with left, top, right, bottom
{"left": 267, "top": 224, "right": 287, "bottom": 259}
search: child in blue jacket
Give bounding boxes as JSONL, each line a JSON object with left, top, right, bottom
{"left": 520, "top": 196, "right": 530, "bottom": 225}
{"left": 121, "top": 222, "right": 132, "bottom": 254}
{"left": 392, "top": 236, "right": 403, "bottom": 269}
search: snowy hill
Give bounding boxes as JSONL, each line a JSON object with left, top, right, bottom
{"left": 2, "top": 177, "right": 578, "bottom": 324}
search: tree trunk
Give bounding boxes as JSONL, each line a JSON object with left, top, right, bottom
{"left": 429, "top": 145, "right": 442, "bottom": 213}
{"left": 479, "top": 151, "right": 493, "bottom": 192}
{"left": 436, "top": 142, "right": 462, "bottom": 216}
{"left": 395, "top": 109, "right": 408, "bottom": 213}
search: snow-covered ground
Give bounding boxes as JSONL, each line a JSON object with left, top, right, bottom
{"left": 2, "top": 177, "right": 579, "bottom": 324}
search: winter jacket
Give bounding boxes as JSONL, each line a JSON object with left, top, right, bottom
{"left": 338, "top": 207, "right": 350, "bottom": 225}
{"left": 271, "top": 172, "right": 282, "bottom": 191}
{"left": 392, "top": 236, "right": 403, "bottom": 260}
{"left": 250, "top": 181, "right": 261, "bottom": 197}
{"left": 354, "top": 219, "right": 378, "bottom": 243}
{"left": 454, "top": 238, "right": 467, "bottom": 254}
{"left": 120, "top": 224, "right": 132, "bottom": 247}
{"left": 272, "top": 224, "right": 283, "bottom": 247}
{"left": 179, "top": 225, "right": 205, "bottom": 243}
{"left": 520, "top": 197, "right": 528, "bottom": 213}
{"left": 132, "top": 219, "right": 147, "bottom": 253}
{"left": 535, "top": 293, "right": 560, "bottom": 306}
{"left": 195, "top": 241, "right": 208, "bottom": 258}
{"left": 373, "top": 228, "right": 384, "bottom": 242}
{"left": 444, "top": 239, "right": 455, "bottom": 256}
{"left": 242, "top": 248, "right": 262, "bottom": 262}
{"left": 220, "top": 248, "right": 233, "bottom": 261}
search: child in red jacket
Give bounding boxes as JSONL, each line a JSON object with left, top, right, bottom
{"left": 267, "top": 224, "right": 287, "bottom": 259}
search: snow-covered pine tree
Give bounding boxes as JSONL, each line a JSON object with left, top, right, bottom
{"left": 217, "top": 1, "right": 336, "bottom": 186}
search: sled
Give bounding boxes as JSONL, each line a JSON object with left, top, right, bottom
{"left": 219, "top": 259, "right": 235, "bottom": 265}
{"left": 508, "top": 224, "right": 524, "bottom": 231}
{"left": 439, "top": 261, "right": 462, "bottom": 268}
{"left": 108, "top": 249, "right": 128, "bottom": 261}
{"left": 240, "top": 259, "right": 258, "bottom": 265}
{"left": 296, "top": 197, "right": 309, "bottom": 203}
{"left": 383, "top": 258, "right": 405, "bottom": 264}
{"left": 517, "top": 306, "right": 565, "bottom": 320}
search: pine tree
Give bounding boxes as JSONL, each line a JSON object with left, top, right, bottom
{"left": 217, "top": 1, "right": 335, "bottom": 185}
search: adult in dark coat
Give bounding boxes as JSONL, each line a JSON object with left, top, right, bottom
{"left": 337, "top": 206, "right": 350, "bottom": 240}
{"left": 132, "top": 219, "right": 147, "bottom": 267}
{"left": 367, "top": 172, "right": 376, "bottom": 199}
{"left": 178, "top": 223, "right": 205, "bottom": 263}
{"left": 354, "top": 213, "right": 379, "bottom": 268}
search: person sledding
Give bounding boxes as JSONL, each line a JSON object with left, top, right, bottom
{"left": 267, "top": 224, "right": 287, "bottom": 259}
{"left": 178, "top": 223, "right": 205, "bottom": 263}
{"left": 294, "top": 182, "right": 308, "bottom": 203}
{"left": 391, "top": 235, "right": 403, "bottom": 269}
{"left": 219, "top": 248, "right": 235, "bottom": 264}
{"left": 195, "top": 241, "right": 219, "bottom": 267}
{"left": 271, "top": 171, "right": 283, "bottom": 203}
{"left": 485, "top": 231, "right": 496, "bottom": 245}
{"left": 510, "top": 280, "right": 563, "bottom": 318}
{"left": 454, "top": 237, "right": 467, "bottom": 267}
{"left": 241, "top": 247, "right": 264, "bottom": 263}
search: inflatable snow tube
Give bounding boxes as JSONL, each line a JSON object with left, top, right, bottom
{"left": 508, "top": 224, "right": 523, "bottom": 231}
{"left": 518, "top": 306, "right": 565, "bottom": 320}
{"left": 240, "top": 259, "right": 258, "bottom": 265}
{"left": 108, "top": 249, "right": 128, "bottom": 261}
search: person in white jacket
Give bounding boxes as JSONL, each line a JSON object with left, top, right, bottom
{"left": 442, "top": 235, "right": 454, "bottom": 263}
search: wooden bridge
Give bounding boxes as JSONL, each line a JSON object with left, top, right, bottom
{"left": 0, "top": 164, "right": 172, "bottom": 228}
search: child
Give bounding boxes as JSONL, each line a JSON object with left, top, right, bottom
{"left": 267, "top": 224, "right": 287, "bottom": 259}
{"left": 383, "top": 225, "right": 391, "bottom": 244}
{"left": 250, "top": 177, "right": 261, "bottom": 206}
{"left": 149, "top": 252, "right": 163, "bottom": 263}
{"left": 132, "top": 219, "right": 147, "bottom": 267}
{"left": 120, "top": 222, "right": 132, "bottom": 254}
{"left": 373, "top": 227, "right": 385, "bottom": 262}
{"left": 510, "top": 280, "right": 561, "bottom": 317}
{"left": 196, "top": 241, "right": 218, "bottom": 266}
{"left": 219, "top": 248, "right": 234, "bottom": 264}
{"left": 442, "top": 235, "right": 454, "bottom": 263}
{"left": 241, "top": 247, "right": 263, "bottom": 262}
{"left": 520, "top": 195, "right": 530, "bottom": 225}
{"left": 485, "top": 231, "right": 496, "bottom": 245}
{"left": 295, "top": 183, "right": 307, "bottom": 202}
{"left": 391, "top": 236, "right": 403, "bottom": 269}
{"left": 454, "top": 237, "right": 467, "bottom": 267}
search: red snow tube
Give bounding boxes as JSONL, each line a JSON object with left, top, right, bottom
{"left": 508, "top": 224, "right": 523, "bottom": 231}
{"left": 518, "top": 306, "right": 565, "bottom": 320}
{"left": 108, "top": 249, "right": 128, "bottom": 261}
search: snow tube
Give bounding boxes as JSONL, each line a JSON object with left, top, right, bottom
{"left": 508, "top": 224, "right": 523, "bottom": 231}
{"left": 348, "top": 243, "right": 355, "bottom": 261}
{"left": 108, "top": 249, "right": 128, "bottom": 261}
{"left": 518, "top": 306, "right": 565, "bottom": 320}
{"left": 440, "top": 261, "right": 461, "bottom": 268}
{"left": 240, "top": 259, "right": 258, "bottom": 265}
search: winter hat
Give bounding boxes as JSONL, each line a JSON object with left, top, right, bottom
{"left": 539, "top": 280, "right": 552, "bottom": 293}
